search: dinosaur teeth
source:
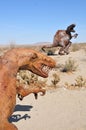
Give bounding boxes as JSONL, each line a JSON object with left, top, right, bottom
{"left": 42, "top": 66, "right": 50, "bottom": 74}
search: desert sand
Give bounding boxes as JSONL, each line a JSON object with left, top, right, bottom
{"left": 9, "top": 48, "right": 86, "bottom": 130}
{"left": 11, "top": 88, "right": 86, "bottom": 130}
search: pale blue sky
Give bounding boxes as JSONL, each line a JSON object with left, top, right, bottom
{"left": 0, "top": 0, "right": 86, "bottom": 45}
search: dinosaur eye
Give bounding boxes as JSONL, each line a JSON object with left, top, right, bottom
{"left": 31, "top": 53, "right": 38, "bottom": 61}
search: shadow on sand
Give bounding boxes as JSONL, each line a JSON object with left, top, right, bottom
{"left": 9, "top": 104, "right": 33, "bottom": 123}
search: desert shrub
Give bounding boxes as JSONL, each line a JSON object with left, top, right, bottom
{"left": 55, "top": 63, "right": 64, "bottom": 72}
{"left": 17, "top": 70, "right": 48, "bottom": 89}
{"left": 75, "top": 76, "right": 86, "bottom": 88}
{"left": 61, "top": 58, "right": 78, "bottom": 72}
{"left": 51, "top": 73, "right": 60, "bottom": 88}
{"left": 64, "top": 82, "right": 75, "bottom": 90}
{"left": 64, "top": 76, "right": 86, "bottom": 90}
{"left": 17, "top": 70, "right": 38, "bottom": 85}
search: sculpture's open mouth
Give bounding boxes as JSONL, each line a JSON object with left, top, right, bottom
{"left": 72, "top": 29, "right": 75, "bottom": 32}
{"left": 42, "top": 65, "right": 50, "bottom": 75}
{"left": 19, "top": 57, "right": 55, "bottom": 78}
{"left": 40, "top": 64, "right": 52, "bottom": 77}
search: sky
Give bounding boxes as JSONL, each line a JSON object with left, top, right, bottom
{"left": 0, "top": 0, "right": 86, "bottom": 45}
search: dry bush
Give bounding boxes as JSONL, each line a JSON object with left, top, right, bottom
{"left": 61, "top": 58, "right": 78, "bottom": 72}
{"left": 75, "top": 76, "right": 86, "bottom": 88}
{"left": 64, "top": 82, "right": 75, "bottom": 90}
{"left": 17, "top": 70, "right": 38, "bottom": 85}
{"left": 55, "top": 63, "right": 64, "bottom": 72}
{"left": 51, "top": 73, "right": 60, "bottom": 88}
{"left": 17, "top": 70, "right": 47, "bottom": 89}
{"left": 65, "top": 76, "right": 86, "bottom": 90}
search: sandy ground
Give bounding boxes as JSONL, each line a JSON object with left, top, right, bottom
{"left": 12, "top": 88, "right": 86, "bottom": 130}
{"left": 10, "top": 49, "right": 86, "bottom": 130}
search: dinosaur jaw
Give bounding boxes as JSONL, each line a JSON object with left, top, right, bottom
{"left": 30, "top": 64, "right": 51, "bottom": 78}
{"left": 71, "top": 29, "right": 75, "bottom": 33}
{"left": 19, "top": 55, "right": 56, "bottom": 78}
{"left": 32, "top": 58, "right": 56, "bottom": 78}
{"left": 19, "top": 64, "right": 52, "bottom": 78}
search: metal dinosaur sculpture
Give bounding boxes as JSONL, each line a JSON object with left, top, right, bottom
{"left": 0, "top": 48, "right": 55, "bottom": 130}
{"left": 17, "top": 82, "right": 46, "bottom": 100}
{"left": 42, "top": 24, "right": 78, "bottom": 55}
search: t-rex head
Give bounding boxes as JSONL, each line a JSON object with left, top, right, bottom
{"left": 66, "top": 24, "right": 76, "bottom": 33}
{"left": 18, "top": 48, "right": 56, "bottom": 78}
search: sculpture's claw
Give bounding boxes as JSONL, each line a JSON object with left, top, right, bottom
{"left": 18, "top": 94, "right": 23, "bottom": 101}
{"left": 40, "top": 90, "right": 46, "bottom": 96}
{"left": 34, "top": 93, "right": 38, "bottom": 99}
{"left": 74, "top": 33, "right": 78, "bottom": 38}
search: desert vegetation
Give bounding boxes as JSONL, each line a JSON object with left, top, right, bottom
{"left": 61, "top": 58, "right": 78, "bottom": 72}
{"left": 0, "top": 42, "right": 86, "bottom": 130}
{"left": 16, "top": 43, "right": 86, "bottom": 91}
{"left": 51, "top": 73, "right": 60, "bottom": 88}
{"left": 0, "top": 42, "right": 86, "bottom": 90}
{"left": 65, "top": 76, "right": 86, "bottom": 90}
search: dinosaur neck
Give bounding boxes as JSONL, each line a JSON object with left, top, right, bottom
{"left": 1, "top": 48, "right": 36, "bottom": 77}
{"left": 2, "top": 49, "right": 32, "bottom": 72}
{"left": 66, "top": 30, "right": 72, "bottom": 39}
{"left": 1, "top": 59, "right": 18, "bottom": 78}
{"left": 1, "top": 57, "right": 30, "bottom": 77}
